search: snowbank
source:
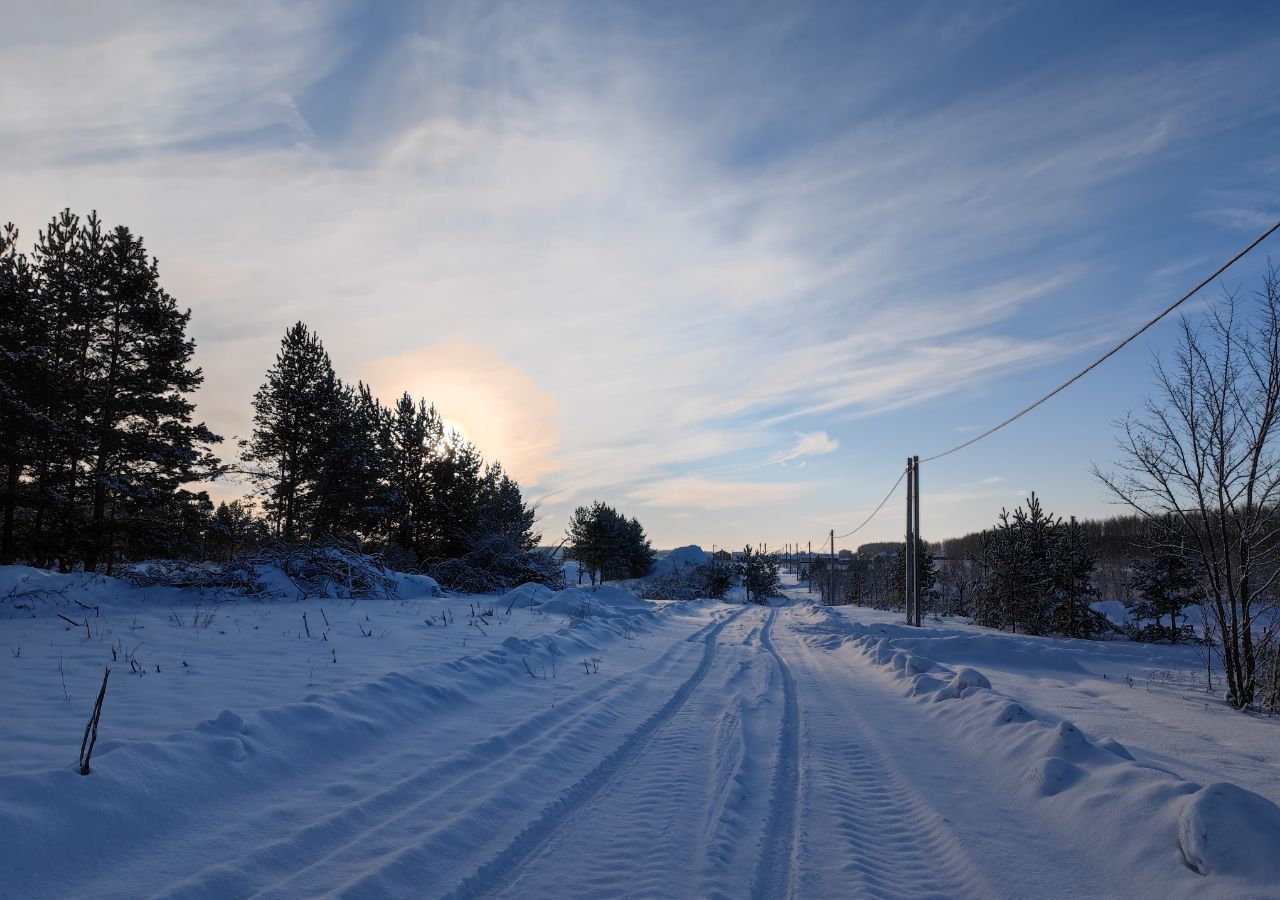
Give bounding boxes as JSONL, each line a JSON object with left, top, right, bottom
{"left": 654, "top": 545, "right": 711, "bottom": 575}
{"left": 1178, "top": 782, "right": 1280, "bottom": 879}
{"left": 866, "top": 624, "right": 1088, "bottom": 675}
{"left": 540, "top": 585, "right": 653, "bottom": 620}
{"left": 792, "top": 603, "right": 1280, "bottom": 894}
{"left": 0, "top": 564, "right": 684, "bottom": 897}
{"left": 499, "top": 582, "right": 555, "bottom": 611}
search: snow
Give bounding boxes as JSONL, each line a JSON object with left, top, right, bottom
{"left": 654, "top": 544, "right": 711, "bottom": 574}
{"left": 832, "top": 603, "right": 1280, "bottom": 811}
{"left": 537, "top": 584, "right": 653, "bottom": 619}
{"left": 2, "top": 566, "right": 1279, "bottom": 898}
{"left": 497, "top": 581, "right": 555, "bottom": 612}
{"left": 1178, "top": 782, "right": 1280, "bottom": 879}
{"left": 1091, "top": 598, "right": 1130, "bottom": 628}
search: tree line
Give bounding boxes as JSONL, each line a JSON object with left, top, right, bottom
{"left": 840, "top": 267, "right": 1280, "bottom": 711}
{"left": 1, "top": 211, "right": 221, "bottom": 570}
{"left": 564, "top": 501, "right": 655, "bottom": 583}
{"left": 239, "top": 321, "right": 547, "bottom": 589}
{"left": 1, "top": 209, "right": 550, "bottom": 590}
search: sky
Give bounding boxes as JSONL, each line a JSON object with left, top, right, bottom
{"left": 3, "top": 0, "right": 1280, "bottom": 551}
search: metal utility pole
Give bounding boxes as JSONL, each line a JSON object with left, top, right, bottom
{"left": 905, "top": 457, "right": 916, "bottom": 626}
{"left": 807, "top": 540, "right": 812, "bottom": 593}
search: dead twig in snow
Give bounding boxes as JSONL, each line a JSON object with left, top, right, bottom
{"left": 78, "top": 667, "right": 111, "bottom": 775}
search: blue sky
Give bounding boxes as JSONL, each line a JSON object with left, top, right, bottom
{"left": 3, "top": 0, "right": 1279, "bottom": 549}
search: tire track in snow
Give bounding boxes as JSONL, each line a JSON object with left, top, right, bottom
{"left": 490, "top": 607, "right": 779, "bottom": 900}
{"left": 159, "top": 607, "right": 740, "bottom": 900}
{"left": 438, "top": 605, "right": 753, "bottom": 899}
{"left": 776, "top": 607, "right": 994, "bottom": 900}
{"left": 751, "top": 606, "right": 801, "bottom": 900}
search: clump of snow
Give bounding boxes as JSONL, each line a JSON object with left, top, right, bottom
{"left": 389, "top": 571, "right": 444, "bottom": 599}
{"left": 1178, "top": 782, "right": 1280, "bottom": 879}
{"left": 654, "top": 545, "right": 711, "bottom": 575}
{"left": 1098, "top": 737, "right": 1135, "bottom": 761}
{"left": 1025, "top": 756, "right": 1087, "bottom": 797}
{"left": 499, "top": 582, "right": 555, "bottom": 611}
{"left": 539, "top": 585, "right": 653, "bottom": 620}
{"left": 1090, "top": 600, "right": 1130, "bottom": 629}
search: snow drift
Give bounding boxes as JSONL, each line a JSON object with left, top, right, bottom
{"left": 539, "top": 585, "right": 653, "bottom": 620}
{"left": 793, "top": 603, "right": 1280, "bottom": 895}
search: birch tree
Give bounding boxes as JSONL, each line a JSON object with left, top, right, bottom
{"left": 1095, "top": 266, "right": 1280, "bottom": 709}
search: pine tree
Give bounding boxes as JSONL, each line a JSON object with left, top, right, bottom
{"left": 1050, "top": 516, "right": 1099, "bottom": 638}
{"left": 892, "top": 537, "right": 936, "bottom": 612}
{"left": 1130, "top": 543, "right": 1197, "bottom": 643}
{"left": 245, "top": 322, "right": 341, "bottom": 541}
{"left": 737, "top": 546, "right": 781, "bottom": 604}
{"left": 477, "top": 462, "right": 538, "bottom": 550}
{"left": 80, "top": 224, "right": 222, "bottom": 570}
{"left": 624, "top": 516, "right": 655, "bottom": 579}
{"left": 426, "top": 429, "right": 484, "bottom": 559}
{"left": 0, "top": 221, "right": 44, "bottom": 563}
{"left": 388, "top": 393, "right": 441, "bottom": 554}
{"left": 207, "top": 499, "right": 263, "bottom": 562}
{"left": 313, "top": 381, "right": 392, "bottom": 541}
{"left": 1, "top": 212, "right": 220, "bottom": 569}
{"left": 564, "top": 501, "right": 654, "bottom": 584}
{"left": 27, "top": 210, "right": 91, "bottom": 565}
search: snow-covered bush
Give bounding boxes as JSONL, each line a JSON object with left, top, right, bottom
{"left": 428, "top": 532, "right": 565, "bottom": 594}
{"left": 128, "top": 540, "right": 407, "bottom": 600}
{"left": 270, "top": 541, "right": 401, "bottom": 600}
{"left": 123, "top": 558, "right": 266, "bottom": 595}
{"left": 736, "top": 548, "right": 780, "bottom": 604}
{"left": 644, "top": 562, "right": 733, "bottom": 602}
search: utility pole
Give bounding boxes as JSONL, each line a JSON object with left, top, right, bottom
{"left": 829, "top": 528, "right": 835, "bottom": 605}
{"left": 905, "top": 456, "right": 916, "bottom": 626}
{"left": 912, "top": 456, "right": 922, "bottom": 627}
{"left": 807, "top": 540, "right": 812, "bottom": 594}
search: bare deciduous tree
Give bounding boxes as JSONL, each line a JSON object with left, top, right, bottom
{"left": 1095, "top": 266, "right": 1280, "bottom": 709}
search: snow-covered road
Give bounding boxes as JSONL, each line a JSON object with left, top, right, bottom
{"left": 4, "top": 577, "right": 1277, "bottom": 899}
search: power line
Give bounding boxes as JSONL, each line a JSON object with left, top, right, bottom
{"left": 923, "top": 217, "right": 1280, "bottom": 463}
{"left": 835, "top": 464, "right": 908, "bottom": 539}
{"left": 797, "top": 217, "right": 1279, "bottom": 555}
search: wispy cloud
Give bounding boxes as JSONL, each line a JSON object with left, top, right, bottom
{"left": 628, "top": 476, "right": 810, "bottom": 511}
{"left": 4, "top": 2, "right": 1279, "bottom": 544}
{"left": 768, "top": 431, "right": 839, "bottom": 466}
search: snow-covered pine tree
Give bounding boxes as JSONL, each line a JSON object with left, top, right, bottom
{"left": 976, "top": 494, "right": 1058, "bottom": 634}
{"left": 1129, "top": 541, "right": 1197, "bottom": 643}
{"left": 1050, "top": 515, "right": 1104, "bottom": 638}
{"left": 736, "top": 546, "right": 780, "bottom": 604}
{"left": 892, "top": 537, "right": 936, "bottom": 613}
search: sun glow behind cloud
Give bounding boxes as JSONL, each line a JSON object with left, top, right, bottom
{"left": 3, "top": 1, "right": 1279, "bottom": 547}
{"left": 361, "top": 340, "right": 563, "bottom": 487}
